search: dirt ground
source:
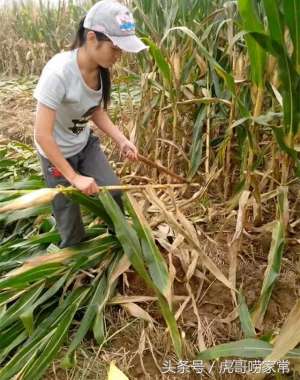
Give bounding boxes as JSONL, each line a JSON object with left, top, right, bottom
{"left": 0, "top": 77, "right": 36, "bottom": 144}
{"left": 1, "top": 78, "right": 300, "bottom": 380}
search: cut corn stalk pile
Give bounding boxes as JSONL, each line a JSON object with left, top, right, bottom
{"left": 1, "top": 0, "right": 300, "bottom": 379}
{"left": 0, "top": 145, "right": 184, "bottom": 379}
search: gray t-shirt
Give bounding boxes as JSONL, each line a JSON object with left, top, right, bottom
{"left": 33, "top": 48, "right": 103, "bottom": 158}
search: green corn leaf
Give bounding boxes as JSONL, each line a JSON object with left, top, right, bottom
{"left": 0, "top": 290, "right": 26, "bottom": 307}
{"left": 0, "top": 178, "right": 44, "bottom": 191}
{"left": 0, "top": 261, "right": 24, "bottom": 272}
{"left": 0, "top": 331, "right": 27, "bottom": 364}
{"left": 98, "top": 191, "right": 153, "bottom": 286}
{"left": 21, "top": 302, "right": 81, "bottom": 380}
{"left": 0, "top": 288, "right": 88, "bottom": 380}
{"left": 0, "top": 283, "right": 44, "bottom": 330}
{"left": 26, "top": 288, "right": 89, "bottom": 345}
{"left": 93, "top": 310, "right": 106, "bottom": 345}
{"left": 238, "top": 0, "right": 266, "bottom": 87}
{"left": 238, "top": 292, "right": 256, "bottom": 339}
{"left": 0, "top": 305, "right": 5, "bottom": 319}
{"left": 282, "top": 0, "right": 300, "bottom": 74}
{"left": 13, "top": 231, "right": 61, "bottom": 246}
{"left": 69, "top": 236, "right": 119, "bottom": 271}
{"left": 0, "top": 263, "right": 65, "bottom": 289}
{"left": 196, "top": 338, "right": 300, "bottom": 360}
{"left": 19, "top": 272, "right": 70, "bottom": 336}
{"left": 142, "top": 37, "right": 172, "bottom": 85}
{"left": 99, "top": 190, "right": 182, "bottom": 357}
{"left": 92, "top": 253, "right": 127, "bottom": 346}
{"left": 188, "top": 105, "right": 206, "bottom": 179}
{"left": 263, "top": 0, "right": 284, "bottom": 45}
{"left": 28, "top": 271, "right": 70, "bottom": 311}
{"left": 65, "top": 190, "right": 113, "bottom": 227}
{"left": 0, "top": 159, "right": 17, "bottom": 168}
{"left": 0, "top": 321, "right": 24, "bottom": 350}
{"left": 251, "top": 220, "right": 285, "bottom": 328}
{"left": 19, "top": 308, "right": 34, "bottom": 336}
{"left": 62, "top": 274, "right": 108, "bottom": 368}
{"left": 197, "top": 338, "right": 272, "bottom": 360}
{"left": 62, "top": 252, "right": 121, "bottom": 368}
{"left": 246, "top": 30, "right": 300, "bottom": 170}
{"left": 270, "top": 125, "right": 300, "bottom": 176}
{"left": 124, "top": 193, "right": 171, "bottom": 301}
{"left": 0, "top": 206, "right": 51, "bottom": 225}
{"left": 156, "top": 292, "right": 182, "bottom": 358}
{"left": 249, "top": 36, "right": 297, "bottom": 138}
{"left": 0, "top": 330, "right": 55, "bottom": 380}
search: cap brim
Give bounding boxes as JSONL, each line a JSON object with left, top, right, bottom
{"left": 109, "top": 34, "right": 148, "bottom": 53}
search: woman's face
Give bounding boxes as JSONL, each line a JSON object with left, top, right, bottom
{"left": 87, "top": 32, "right": 123, "bottom": 68}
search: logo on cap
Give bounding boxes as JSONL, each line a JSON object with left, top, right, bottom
{"left": 116, "top": 13, "right": 135, "bottom": 32}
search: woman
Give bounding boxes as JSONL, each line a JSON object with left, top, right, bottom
{"left": 33, "top": 0, "right": 147, "bottom": 248}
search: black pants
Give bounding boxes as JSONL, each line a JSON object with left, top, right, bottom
{"left": 38, "top": 131, "right": 123, "bottom": 248}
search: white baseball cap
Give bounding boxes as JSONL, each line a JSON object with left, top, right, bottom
{"left": 83, "top": 0, "right": 148, "bottom": 53}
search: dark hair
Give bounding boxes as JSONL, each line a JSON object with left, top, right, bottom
{"left": 70, "top": 16, "right": 111, "bottom": 110}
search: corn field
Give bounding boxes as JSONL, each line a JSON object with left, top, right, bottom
{"left": 0, "top": 0, "right": 300, "bottom": 379}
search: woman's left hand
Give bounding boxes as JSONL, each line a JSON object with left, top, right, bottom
{"left": 119, "top": 138, "right": 139, "bottom": 161}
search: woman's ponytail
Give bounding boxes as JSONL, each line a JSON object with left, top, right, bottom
{"left": 100, "top": 67, "right": 111, "bottom": 110}
{"left": 70, "top": 16, "right": 86, "bottom": 50}
{"left": 70, "top": 16, "right": 111, "bottom": 109}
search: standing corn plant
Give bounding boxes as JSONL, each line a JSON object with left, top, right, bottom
{"left": 194, "top": 0, "right": 300, "bottom": 370}
{"left": 238, "top": 0, "right": 300, "bottom": 327}
{"left": 130, "top": 0, "right": 239, "bottom": 184}
{"left": 239, "top": 0, "right": 300, "bottom": 184}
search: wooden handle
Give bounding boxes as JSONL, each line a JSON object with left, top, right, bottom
{"left": 137, "top": 153, "right": 187, "bottom": 183}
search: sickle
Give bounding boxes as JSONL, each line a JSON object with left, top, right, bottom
{"left": 137, "top": 153, "right": 189, "bottom": 183}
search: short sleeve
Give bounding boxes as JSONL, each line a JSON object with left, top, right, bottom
{"left": 33, "top": 69, "right": 65, "bottom": 110}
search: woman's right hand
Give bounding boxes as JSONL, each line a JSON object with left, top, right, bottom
{"left": 70, "top": 174, "right": 99, "bottom": 195}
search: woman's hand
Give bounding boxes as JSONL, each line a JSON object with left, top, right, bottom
{"left": 70, "top": 174, "right": 99, "bottom": 195}
{"left": 119, "top": 138, "right": 138, "bottom": 161}
{"left": 91, "top": 109, "right": 139, "bottom": 161}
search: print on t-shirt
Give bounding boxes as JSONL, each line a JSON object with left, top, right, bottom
{"left": 70, "top": 106, "right": 99, "bottom": 135}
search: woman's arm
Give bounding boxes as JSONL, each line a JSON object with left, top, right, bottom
{"left": 34, "top": 103, "right": 99, "bottom": 195}
{"left": 91, "top": 107, "right": 138, "bottom": 160}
